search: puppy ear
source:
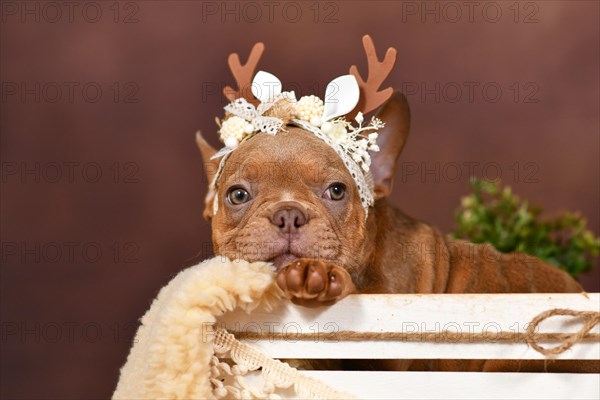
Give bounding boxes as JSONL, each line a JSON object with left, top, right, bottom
{"left": 369, "top": 91, "right": 411, "bottom": 200}
{"left": 196, "top": 131, "right": 219, "bottom": 221}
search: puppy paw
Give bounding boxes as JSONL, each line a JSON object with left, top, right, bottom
{"left": 275, "top": 258, "right": 356, "bottom": 307}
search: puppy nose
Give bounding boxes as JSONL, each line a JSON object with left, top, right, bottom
{"left": 271, "top": 206, "right": 308, "bottom": 233}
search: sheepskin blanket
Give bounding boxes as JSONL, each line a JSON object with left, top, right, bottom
{"left": 112, "top": 257, "right": 353, "bottom": 399}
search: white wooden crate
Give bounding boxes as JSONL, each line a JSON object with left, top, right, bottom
{"left": 218, "top": 293, "right": 600, "bottom": 399}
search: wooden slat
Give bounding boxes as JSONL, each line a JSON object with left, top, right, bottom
{"left": 218, "top": 293, "right": 600, "bottom": 360}
{"left": 222, "top": 340, "right": 598, "bottom": 360}
{"left": 297, "top": 371, "right": 600, "bottom": 400}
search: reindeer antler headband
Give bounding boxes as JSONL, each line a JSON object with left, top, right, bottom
{"left": 210, "top": 35, "right": 397, "bottom": 218}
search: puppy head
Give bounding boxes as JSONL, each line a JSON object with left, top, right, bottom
{"left": 197, "top": 92, "right": 410, "bottom": 272}
{"left": 207, "top": 126, "right": 366, "bottom": 270}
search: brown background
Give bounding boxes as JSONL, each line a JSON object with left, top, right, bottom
{"left": 1, "top": 1, "right": 599, "bottom": 398}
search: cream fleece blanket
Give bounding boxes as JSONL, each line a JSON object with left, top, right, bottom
{"left": 113, "top": 257, "right": 282, "bottom": 399}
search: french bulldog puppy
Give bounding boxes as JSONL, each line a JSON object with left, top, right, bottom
{"left": 197, "top": 92, "right": 588, "bottom": 371}
{"left": 198, "top": 91, "right": 581, "bottom": 298}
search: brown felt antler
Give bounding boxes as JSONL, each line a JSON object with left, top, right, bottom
{"left": 349, "top": 35, "right": 397, "bottom": 118}
{"left": 223, "top": 42, "right": 265, "bottom": 105}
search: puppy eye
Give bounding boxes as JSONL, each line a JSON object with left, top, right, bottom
{"left": 324, "top": 183, "right": 346, "bottom": 201}
{"left": 227, "top": 187, "right": 251, "bottom": 205}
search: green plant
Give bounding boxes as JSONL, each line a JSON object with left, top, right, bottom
{"left": 452, "top": 178, "right": 599, "bottom": 278}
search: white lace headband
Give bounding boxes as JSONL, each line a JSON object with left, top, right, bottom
{"left": 210, "top": 71, "right": 383, "bottom": 218}
{"left": 209, "top": 35, "right": 397, "bottom": 219}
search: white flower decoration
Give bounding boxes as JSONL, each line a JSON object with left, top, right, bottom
{"left": 219, "top": 116, "right": 253, "bottom": 148}
{"left": 355, "top": 112, "right": 364, "bottom": 125}
{"left": 295, "top": 95, "right": 324, "bottom": 123}
{"left": 326, "top": 121, "right": 349, "bottom": 145}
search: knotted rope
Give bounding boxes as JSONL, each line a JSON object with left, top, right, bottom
{"left": 526, "top": 308, "right": 600, "bottom": 355}
{"left": 231, "top": 308, "right": 600, "bottom": 356}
